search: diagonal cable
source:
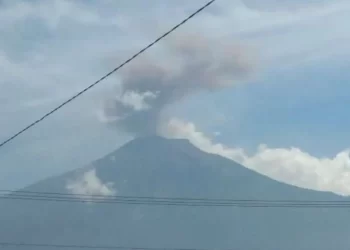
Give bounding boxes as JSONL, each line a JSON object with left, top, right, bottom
{"left": 0, "top": 0, "right": 216, "bottom": 149}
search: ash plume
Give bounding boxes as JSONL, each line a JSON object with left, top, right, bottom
{"left": 102, "top": 34, "right": 256, "bottom": 136}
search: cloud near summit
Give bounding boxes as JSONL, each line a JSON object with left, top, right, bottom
{"left": 162, "top": 118, "right": 350, "bottom": 196}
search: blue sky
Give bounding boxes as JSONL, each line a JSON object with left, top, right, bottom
{"left": 179, "top": 58, "right": 350, "bottom": 156}
{"left": 1, "top": 0, "right": 350, "bottom": 195}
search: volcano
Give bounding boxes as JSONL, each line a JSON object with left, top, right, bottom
{"left": 1, "top": 136, "right": 349, "bottom": 250}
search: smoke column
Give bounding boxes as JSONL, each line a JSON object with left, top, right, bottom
{"left": 103, "top": 34, "right": 256, "bottom": 136}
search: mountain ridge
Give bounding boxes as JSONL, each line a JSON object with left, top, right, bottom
{"left": 21, "top": 135, "right": 340, "bottom": 199}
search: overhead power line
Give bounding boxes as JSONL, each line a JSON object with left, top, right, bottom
{"left": 0, "top": 0, "right": 216, "bottom": 150}
{"left": 3, "top": 189, "right": 344, "bottom": 202}
{"left": 1, "top": 190, "right": 350, "bottom": 208}
{"left": 0, "top": 242, "right": 231, "bottom": 250}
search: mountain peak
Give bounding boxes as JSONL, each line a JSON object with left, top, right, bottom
{"left": 118, "top": 135, "right": 195, "bottom": 153}
{"left": 133, "top": 135, "right": 191, "bottom": 144}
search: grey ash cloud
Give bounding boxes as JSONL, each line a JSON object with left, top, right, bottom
{"left": 102, "top": 34, "right": 256, "bottom": 136}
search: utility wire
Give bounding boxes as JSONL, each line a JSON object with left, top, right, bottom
{"left": 3, "top": 196, "right": 350, "bottom": 208}
{"left": 0, "top": 0, "right": 216, "bottom": 150}
{"left": 1, "top": 189, "right": 349, "bottom": 203}
{"left": 0, "top": 242, "right": 232, "bottom": 250}
{"left": 1, "top": 191, "right": 350, "bottom": 208}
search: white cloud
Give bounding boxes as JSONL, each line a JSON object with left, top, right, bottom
{"left": 117, "top": 91, "right": 158, "bottom": 111}
{"left": 162, "top": 118, "right": 350, "bottom": 196}
{"left": 0, "top": 0, "right": 124, "bottom": 29}
{"left": 66, "top": 169, "right": 116, "bottom": 197}
{"left": 197, "top": 0, "right": 350, "bottom": 69}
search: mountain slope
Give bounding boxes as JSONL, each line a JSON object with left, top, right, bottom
{"left": 1, "top": 136, "right": 349, "bottom": 250}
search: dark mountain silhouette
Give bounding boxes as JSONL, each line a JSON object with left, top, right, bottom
{"left": 1, "top": 136, "right": 349, "bottom": 250}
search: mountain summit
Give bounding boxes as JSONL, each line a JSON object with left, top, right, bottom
{"left": 1, "top": 136, "right": 350, "bottom": 250}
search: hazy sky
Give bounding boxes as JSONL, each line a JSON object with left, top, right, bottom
{"left": 1, "top": 0, "right": 350, "bottom": 194}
